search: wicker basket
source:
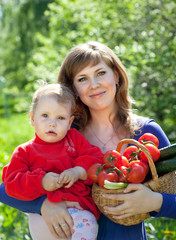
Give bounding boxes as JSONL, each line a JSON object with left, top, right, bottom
{"left": 92, "top": 139, "right": 176, "bottom": 226}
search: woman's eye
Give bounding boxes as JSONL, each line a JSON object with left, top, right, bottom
{"left": 42, "top": 114, "right": 48, "bottom": 118}
{"left": 98, "top": 71, "right": 106, "bottom": 76}
{"left": 78, "top": 77, "right": 86, "bottom": 82}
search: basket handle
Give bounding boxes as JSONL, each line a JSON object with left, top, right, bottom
{"left": 116, "top": 139, "right": 159, "bottom": 185}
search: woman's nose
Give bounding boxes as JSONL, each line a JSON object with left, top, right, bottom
{"left": 90, "top": 77, "right": 100, "bottom": 88}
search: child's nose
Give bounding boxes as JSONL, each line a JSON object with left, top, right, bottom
{"left": 49, "top": 119, "right": 56, "bottom": 127}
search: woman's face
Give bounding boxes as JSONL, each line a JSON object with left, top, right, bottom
{"left": 73, "top": 60, "right": 119, "bottom": 111}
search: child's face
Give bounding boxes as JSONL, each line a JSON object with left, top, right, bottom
{"left": 30, "top": 95, "right": 74, "bottom": 143}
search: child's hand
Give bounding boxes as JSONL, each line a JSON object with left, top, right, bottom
{"left": 41, "top": 172, "right": 63, "bottom": 191}
{"left": 58, "top": 167, "right": 87, "bottom": 188}
{"left": 58, "top": 169, "right": 79, "bottom": 188}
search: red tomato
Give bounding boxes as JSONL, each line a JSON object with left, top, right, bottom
{"left": 103, "top": 150, "right": 122, "bottom": 169}
{"left": 126, "top": 160, "right": 147, "bottom": 183}
{"left": 87, "top": 163, "right": 102, "bottom": 183}
{"left": 118, "top": 166, "right": 128, "bottom": 183}
{"left": 141, "top": 161, "right": 149, "bottom": 175}
{"left": 115, "top": 156, "right": 130, "bottom": 169}
{"left": 123, "top": 146, "right": 139, "bottom": 161}
{"left": 140, "top": 143, "right": 160, "bottom": 163}
{"left": 138, "top": 133, "right": 159, "bottom": 148}
{"left": 98, "top": 170, "right": 119, "bottom": 188}
{"left": 121, "top": 156, "right": 130, "bottom": 168}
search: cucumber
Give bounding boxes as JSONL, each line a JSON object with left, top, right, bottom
{"left": 159, "top": 143, "right": 176, "bottom": 161}
{"left": 155, "top": 158, "right": 176, "bottom": 174}
{"left": 104, "top": 180, "right": 128, "bottom": 189}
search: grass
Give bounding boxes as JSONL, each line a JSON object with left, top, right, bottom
{"left": 0, "top": 113, "right": 175, "bottom": 239}
{"left": 0, "top": 113, "right": 34, "bottom": 240}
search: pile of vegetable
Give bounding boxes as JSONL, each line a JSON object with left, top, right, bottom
{"left": 88, "top": 133, "right": 176, "bottom": 190}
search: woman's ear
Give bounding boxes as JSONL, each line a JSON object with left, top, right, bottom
{"left": 30, "top": 111, "right": 35, "bottom": 126}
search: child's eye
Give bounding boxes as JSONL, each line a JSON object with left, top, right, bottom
{"left": 98, "top": 71, "right": 106, "bottom": 76}
{"left": 42, "top": 114, "right": 48, "bottom": 118}
{"left": 58, "top": 116, "right": 65, "bottom": 120}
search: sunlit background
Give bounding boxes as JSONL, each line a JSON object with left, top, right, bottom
{"left": 0, "top": 0, "right": 175, "bottom": 239}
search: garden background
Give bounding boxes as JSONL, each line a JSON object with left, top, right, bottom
{"left": 0, "top": 0, "right": 175, "bottom": 239}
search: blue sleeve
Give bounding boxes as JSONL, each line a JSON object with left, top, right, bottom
{"left": 0, "top": 183, "right": 45, "bottom": 214}
{"left": 133, "top": 117, "right": 170, "bottom": 149}
{"left": 150, "top": 193, "right": 176, "bottom": 219}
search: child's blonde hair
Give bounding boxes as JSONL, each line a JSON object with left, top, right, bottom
{"left": 31, "top": 83, "right": 76, "bottom": 114}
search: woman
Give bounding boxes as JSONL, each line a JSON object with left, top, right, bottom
{"left": 0, "top": 41, "right": 175, "bottom": 240}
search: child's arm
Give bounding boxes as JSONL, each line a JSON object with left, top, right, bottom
{"left": 2, "top": 146, "right": 46, "bottom": 200}
{"left": 58, "top": 167, "right": 87, "bottom": 188}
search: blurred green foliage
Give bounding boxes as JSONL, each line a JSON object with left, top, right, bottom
{"left": 0, "top": 0, "right": 175, "bottom": 142}
{"left": 0, "top": 114, "right": 34, "bottom": 239}
{"left": 0, "top": 0, "right": 176, "bottom": 238}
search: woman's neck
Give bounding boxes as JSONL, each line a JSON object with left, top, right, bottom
{"left": 88, "top": 101, "right": 118, "bottom": 130}
{"left": 81, "top": 105, "right": 129, "bottom": 153}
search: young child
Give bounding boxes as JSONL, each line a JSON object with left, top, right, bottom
{"left": 2, "top": 83, "right": 103, "bottom": 240}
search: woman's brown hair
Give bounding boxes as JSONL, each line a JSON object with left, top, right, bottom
{"left": 58, "top": 41, "right": 136, "bottom": 134}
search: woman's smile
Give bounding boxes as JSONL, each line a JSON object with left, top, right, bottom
{"left": 89, "top": 91, "right": 106, "bottom": 98}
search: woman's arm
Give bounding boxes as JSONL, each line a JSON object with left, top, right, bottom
{"left": 1, "top": 182, "right": 84, "bottom": 239}
{"left": 40, "top": 198, "right": 82, "bottom": 239}
{"left": 150, "top": 193, "right": 176, "bottom": 219}
{"left": 0, "top": 182, "right": 82, "bottom": 239}
{"left": 103, "top": 185, "right": 176, "bottom": 220}
{"left": 0, "top": 183, "right": 45, "bottom": 214}
{"left": 102, "top": 184, "right": 163, "bottom": 220}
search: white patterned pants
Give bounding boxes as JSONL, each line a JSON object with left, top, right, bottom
{"left": 29, "top": 208, "right": 98, "bottom": 240}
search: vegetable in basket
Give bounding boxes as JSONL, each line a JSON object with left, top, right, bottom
{"left": 88, "top": 133, "right": 162, "bottom": 189}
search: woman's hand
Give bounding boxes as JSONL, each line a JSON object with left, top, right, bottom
{"left": 102, "top": 184, "right": 163, "bottom": 220}
{"left": 41, "top": 198, "right": 83, "bottom": 239}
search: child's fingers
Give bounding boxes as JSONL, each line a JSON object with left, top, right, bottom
{"left": 64, "top": 180, "right": 74, "bottom": 188}
{"left": 59, "top": 174, "right": 70, "bottom": 184}
{"left": 58, "top": 172, "right": 66, "bottom": 183}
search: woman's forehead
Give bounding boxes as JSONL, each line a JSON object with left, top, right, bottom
{"left": 69, "top": 50, "right": 114, "bottom": 81}
{"left": 72, "top": 55, "right": 100, "bottom": 75}
{"left": 74, "top": 60, "right": 109, "bottom": 77}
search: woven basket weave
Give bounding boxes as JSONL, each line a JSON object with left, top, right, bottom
{"left": 92, "top": 139, "right": 176, "bottom": 226}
